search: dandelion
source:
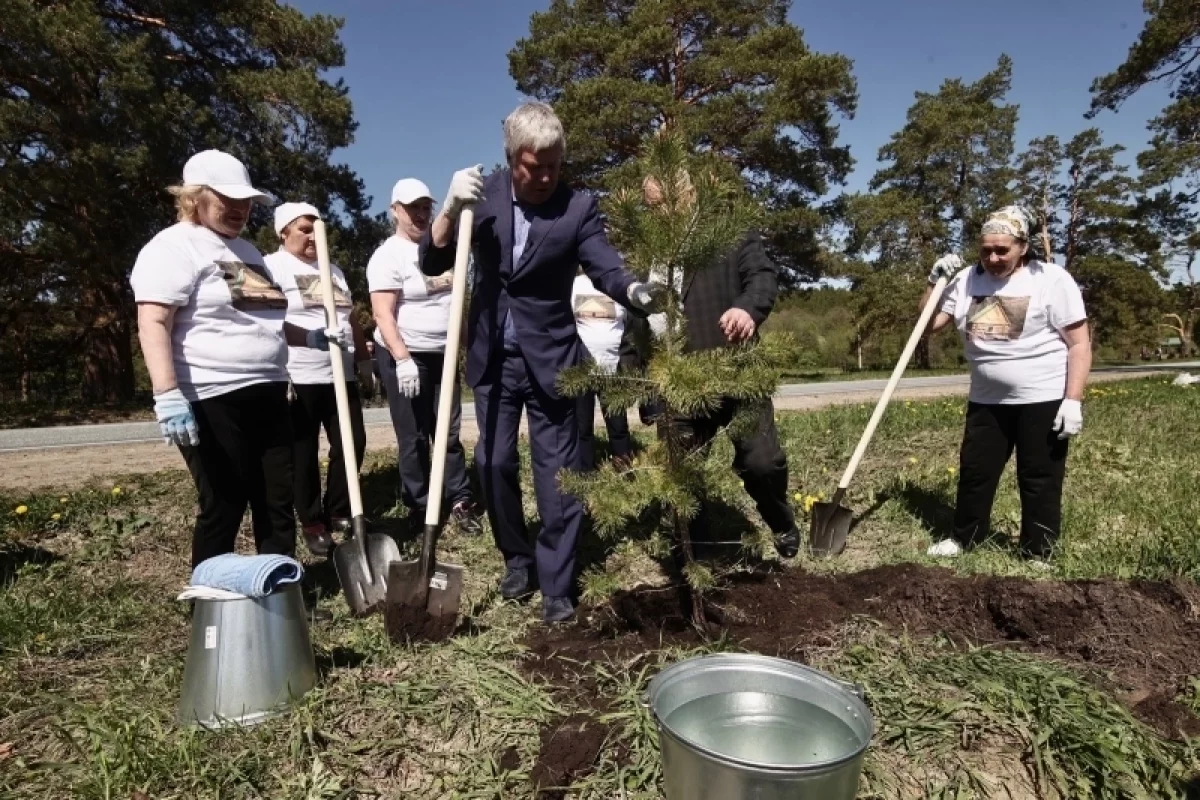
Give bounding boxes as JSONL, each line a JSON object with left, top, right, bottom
{"left": 111, "top": 487, "right": 122, "bottom": 496}
{"left": 51, "top": 513, "right": 61, "bottom": 521}
{"left": 947, "top": 467, "right": 957, "bottom": 475}
{"left": 908, "top": 457, "right": 918, "bottom": 465}
{"left": 793, "top": 492, "right": 803, "bottom": 502}
{"left": 59, "top": 497, "right": 68, "bottom": 504}
{"left": 14, "top": 505, "right": 28, "bottom": 515}
{"left": 803, "top": 495, "right": 818, "bottom": 512}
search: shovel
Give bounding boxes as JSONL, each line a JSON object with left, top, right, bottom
{"left": 383, "top": 207, "right": 473, "bottom": 643}
{"left": 315, "top": 219, "right": 402, "bottom": 616}
{"left": 809, "top": 274, "right": 951, "bottom": 557}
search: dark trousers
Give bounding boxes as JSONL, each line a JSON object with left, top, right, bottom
{"left": 576, "top": 390, "right": 633, "bottom": 471}
{"left": 289, "top": 382, "right": 365, "bottom": 527}
{"left": 474, "top": 352, "right": 583, "bottom": 599}
{"left": 673, "top": 399, "right": 795, "bottom": 541}
{"left": 180, "top": 382, "right": 295, "bottom": 568}
{"left": 952, "top": 400, "right": 1068, "bottom": 558}
{"left": 376, "top": 349, "right": 471, "bottom": 513}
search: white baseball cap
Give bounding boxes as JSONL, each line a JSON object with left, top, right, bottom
{"left": 274, "top": 202, "right": 321, "bottom": 235}
{"left": 391, "top": 178, "right": 434, "bottom": 206}
{"left": 182, "top": 149, "right": 273, "bottom": 203}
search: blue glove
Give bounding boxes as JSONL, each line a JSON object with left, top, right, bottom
{"left": 305, "top": 327, "right": 346, "bottom": 351}
{"left": 153, "top": 388, "right": 199, "bottom": 447}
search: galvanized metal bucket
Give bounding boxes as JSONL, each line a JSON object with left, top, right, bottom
{"left": 646, "top": 653, "right": 873, "bottom": 800}
{"left": 178, "top": 583, "right": 316, "bottom": 728}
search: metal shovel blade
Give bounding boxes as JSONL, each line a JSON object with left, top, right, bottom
{"left": 383, "top": 526, "right": 465, "bottom": 643}
{"left": 808, "top": 500, "right": 853, "bottom": 558}
{"left": 332, "top": 520, "right": 402, "bottom": 617}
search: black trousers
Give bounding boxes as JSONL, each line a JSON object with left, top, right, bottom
{"left": 180, "top": 382, "right": 295, "bottom": 568}
{"left": 672, "top": 398, "right": 795, "bottom": 540}
{"left": 952, "top": 400, "right": 1068, "bottom": 558}
{"left": 376, "top": 349, "right": 471, "bottom": 513}
{"left": 576, "top": 390, "right": 633, "bottom": 471}
{"left": 289, "top": 382, "right": 366, "bottom": 527}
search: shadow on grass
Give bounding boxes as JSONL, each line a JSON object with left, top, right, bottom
{"left": 315, "top": 645, "right": 368, "bottom": 677}
{"left": 895, "top": 482, "right": 957, "bottom": 540}
{"left": 0, "top": 542, "right": 61, "bottom": 586}
{"left": 1183, "top": 777, "right": 1200, "bottom": 800}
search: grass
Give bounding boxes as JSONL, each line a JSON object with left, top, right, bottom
{"left": 2, "top": 377, "right": 1199, "bottom": 797}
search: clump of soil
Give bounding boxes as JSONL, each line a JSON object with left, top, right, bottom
{"left": 383, "top": 604, "right": 456, "bottom": 643}
{"left": 525, "top": 564, "right": 1200, "bottom": 789}
{"left": 530, "top": 713, "right": 610, "bottom": 798}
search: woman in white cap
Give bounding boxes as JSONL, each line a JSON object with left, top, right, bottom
{"left": 130, "top": 150, "right": 344, "bottom": 568}
{"left": 922, "top": 205, "right": 1091, "bottom": 563}
{"left": 264, "top": 202, "right": 374, "bottom": 557}
{"left": 367, "top": 178, "right": 480, "bottom": 533}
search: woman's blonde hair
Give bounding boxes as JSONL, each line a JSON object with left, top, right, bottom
{"left": 167, "top": 184, "right": 208, "bottom": 224}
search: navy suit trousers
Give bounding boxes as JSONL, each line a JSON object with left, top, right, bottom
{"left": 473, "top": 352, "right": 583, "bottom": 598}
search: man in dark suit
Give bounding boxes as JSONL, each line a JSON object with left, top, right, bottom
{"left": 421, "top": 102, "right": 661, "bottom": 622}
{"left": 634, "top": 177, "right": 800, "bottom": 559}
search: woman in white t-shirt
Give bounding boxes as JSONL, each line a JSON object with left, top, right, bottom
{"left": 130, "top": 150, "right": 346, "bottom": 569}
{"left": 921, "top": 205, "right": 1092, "bottom": 562}
{"left": 571, "top": 268, "right": 633, "bottom": 470}
{"left": 264, "top": 203, "right": 375, "bottom": 557}
{"left": 367, "top": 178, "right": 480, "bottom": 532}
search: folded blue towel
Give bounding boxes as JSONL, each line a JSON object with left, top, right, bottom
{"left": 190, "top": 553, "right": 304, "bottom": 597}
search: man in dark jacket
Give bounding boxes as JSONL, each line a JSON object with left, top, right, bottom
{"left": 633, "top": 178, "right": 799, "bottom": 558}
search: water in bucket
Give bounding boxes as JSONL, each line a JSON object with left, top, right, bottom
{"left": 664, "top": 690, "right": 861, "bottom": 767}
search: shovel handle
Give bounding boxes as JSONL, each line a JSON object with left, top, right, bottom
{"left": 836, "top": 275, "right": 949, "bottom": 490}
{"left": 425, "top": 207, "right": 475, "bottom": 528}
{"left": 314, "top": 220, "right": 365, "bottom": 520}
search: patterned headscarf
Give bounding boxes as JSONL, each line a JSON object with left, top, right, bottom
{"left": 980, "top": 205, "right": 1035, "bottom": 241}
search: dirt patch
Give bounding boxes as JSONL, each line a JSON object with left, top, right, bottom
{"left": 530, "top": 712, "right": 610, "bottom": 798}
{"left": 524, "top": 564, "right": 1200, "bottom": 788}
{"left": 383, "top": 603, "right": 458, "bottom": 643}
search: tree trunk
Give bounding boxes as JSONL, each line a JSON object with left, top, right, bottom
{"left": 856, "top": 335, "right": 863, "bottom": 370}
{"left": 1065, "top": 164, "right": 1080, "bottom": 270}
{"left": 79, "top": 285, "right": 135, "bottom": 403}
{"left": 18, "top": 334, "right": 30, "bottom": 402}
{"left": 914, "top": 336, "right": 932, "bottom": 370}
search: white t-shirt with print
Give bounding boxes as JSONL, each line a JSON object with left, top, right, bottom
{"left": 264, "top": 249, "right": 357, "bottom": 385}
{"left": 366, "top": 235, "right": 453, "bottom": 353}
{"left": 130, "top": 222, "right": 289, "bottom": 401}
{"left": 940, "top": 260, "right": 1087, "bottom": 405}
{"left": 572, "top": 274, "right": 627, "bottom": 372}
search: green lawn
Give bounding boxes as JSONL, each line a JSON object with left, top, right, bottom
{"left": 2, "top": 377, "right": 1199, "bottom": 798}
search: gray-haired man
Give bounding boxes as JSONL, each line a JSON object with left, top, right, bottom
{"left": 421, "top": 102, "right": 661, "bottom": 622}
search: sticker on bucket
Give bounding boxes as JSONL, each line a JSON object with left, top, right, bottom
{"left": 205, "top": 626, "right": 217, "bottom": 649}
{"left": 430, "top": 572, "right": 448, "bottom": 590}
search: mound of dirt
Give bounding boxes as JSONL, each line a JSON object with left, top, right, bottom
{"left": 524, "top": 564, "right": 1200, "bottom": 790}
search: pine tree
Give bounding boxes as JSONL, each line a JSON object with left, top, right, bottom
{"left": 556, "top": 133, "right": 796, "bottom": 631}
{"left": 507, "top": 0, "right": 857, "bottom": 285}
{"left": 1014, "top": 136, "right": 1064, "bottom": 261}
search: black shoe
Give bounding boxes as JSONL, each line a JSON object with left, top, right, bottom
{"left": 451, "top": 501, "right": 483, "bottom": 536}
{"left": 774, "top": 526, "right": 800, "bottom": 559}
{"left": 499, "top": 566, "right": 534, "bottom": 600}
{"left": 301, "top": 523, "right": 335, "bottom": 558}
{"left": 542, "top": 596, "right": 576, "bottom": 623}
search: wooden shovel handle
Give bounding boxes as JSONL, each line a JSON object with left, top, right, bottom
{"left": 314, "top": 220, "right": 365, "bottom": 519}
{"left": 425, "top": 207, "right": 475, "bottom": 528}
{"left": 836, "top": 275, "right": 950, "bottom": 490}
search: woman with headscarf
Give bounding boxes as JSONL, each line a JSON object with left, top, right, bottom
{"left": 131, "top": 150, "right": 345, "bottom": 568}
{"left": 922, "top": 205, "right": 1091, "bottom": 562}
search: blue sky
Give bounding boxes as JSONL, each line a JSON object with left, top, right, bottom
{"left": 285, "top": 0, "right": 1172, "bottom": 217}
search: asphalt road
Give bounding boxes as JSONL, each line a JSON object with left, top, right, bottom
{"left": 1, "top": 363, "right": 1195, "bottom": 453}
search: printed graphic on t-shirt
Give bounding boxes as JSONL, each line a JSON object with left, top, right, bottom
{"left": 423, "top": 272, "right": 453, "bottom": 296}
{"left": 966, "top": 295, "right": 1030, "bottom": 341}
{"left": 216, "top": 261, "right": 289, "bottom": 311}
{"left": 294, "top": 274, "right": 351, "bottom": 309}
{"left": 574, "top": 294, "right": 617, "bottom": 320}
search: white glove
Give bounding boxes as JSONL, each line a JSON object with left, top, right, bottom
{"left": 927, "top": 254, "right": 963, "bottom": 285}
{"left": 306, "top": 327, "right": 346, "bottom": 350}
{"left": 628, "top": 281, "right": 667, "bottom": 312}
{"left": 443, "top": 165, "right": 484, "bottom": 220}
{"left": 153, "top": 388, "right": 199, "bottom": 447}
{"left": 1053, "top": 398, "right": 1082, "bottom": 439}
{"left": 394, "top": 357, "right": 420, "bottom": 398}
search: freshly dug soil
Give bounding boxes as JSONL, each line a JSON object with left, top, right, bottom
{"left": 524, "top": 564, "right": 1200, "bottom": 790}
{"left": 383, "top": 603, "right": 457, "bottom": 643}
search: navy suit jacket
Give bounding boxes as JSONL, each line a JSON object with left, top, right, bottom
{"left": 421, "top": 169, "right": 637, "bottom": 399}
